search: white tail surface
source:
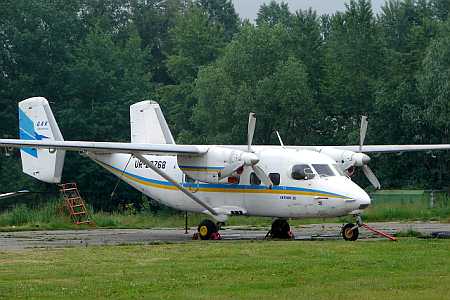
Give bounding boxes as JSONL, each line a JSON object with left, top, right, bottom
{"left": 18, "top": 97, "right": 65, "bottom": 183}
{"left": 130, "top": 100, "right": 175, "bottom": 144}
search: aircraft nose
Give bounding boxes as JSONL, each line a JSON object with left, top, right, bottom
{"left": 356, "top": 190, "right": 371, "bottom": 209}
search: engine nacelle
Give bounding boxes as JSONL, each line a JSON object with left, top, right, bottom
{"left": 318, "top": 147, "right": 370, "bottom": 171}
{"left": 318, "top": 147, "right": 355, "bottom": 170}
{"left": 177, "top": 146, "right": 242, "bottom": 183}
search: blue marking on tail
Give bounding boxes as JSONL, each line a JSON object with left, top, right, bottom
{"left": 18, "top": 109, "right": 49, "bottom": 158}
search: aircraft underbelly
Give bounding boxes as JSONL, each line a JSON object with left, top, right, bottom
{"left": 286, "top": 197, "right": 350, "bottom": 218}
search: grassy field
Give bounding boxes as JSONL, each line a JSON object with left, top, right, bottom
{"left": 0, "top": 239, "right": 450, "bottom": 299}
{"left": 0, "top": 190, "right": 449, "bottom": 231}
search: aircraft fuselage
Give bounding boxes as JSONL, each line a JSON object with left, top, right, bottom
{"left": 89, "top": 148, "right": 371, "bottom": 219}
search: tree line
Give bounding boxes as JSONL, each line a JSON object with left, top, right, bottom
{"left": 1, "top": 0, "right": 450, "bottom": 210}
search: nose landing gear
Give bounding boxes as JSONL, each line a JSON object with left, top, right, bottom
{"left": 342, "top": 215, "right": 397, "bottom": 241}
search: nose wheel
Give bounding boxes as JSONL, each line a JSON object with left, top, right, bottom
{"left": 342, "top": 223, "right": 359, "bottom": 241}
{"left": 341, "top": 215, "right": 362, "bottom": 241}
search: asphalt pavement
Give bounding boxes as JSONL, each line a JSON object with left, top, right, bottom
{"left": 1, "top": 222, "right": 449, "bottom": 251}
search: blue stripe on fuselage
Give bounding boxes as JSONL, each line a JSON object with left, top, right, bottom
{"left": 99, "top": 160, "right": 348, "bottom": 199}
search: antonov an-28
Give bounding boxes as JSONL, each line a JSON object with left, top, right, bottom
{"left": 1, "top": 97, "right": 450, "bottom": 241}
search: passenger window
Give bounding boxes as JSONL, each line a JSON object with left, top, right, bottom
{"left": 250, "top": 172, "right": 261, "bottom": 185}
{"left": 228, "top": 176, "right": 240, "bottom": 184}
{"left": 312, "top": 164, "right": 335, "bottom": 177}
{"left": 269, "top": 173, "right": 280, "bottom": 186}
{"left": 185, "top": 175, "right": 196, "bottom": 183}
{"left": 291, "top": 165, "right": 315, "bottom": 180}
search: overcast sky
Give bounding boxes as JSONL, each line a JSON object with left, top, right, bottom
{"left": 232, "top": 0, "right": 386, "bottom": 21}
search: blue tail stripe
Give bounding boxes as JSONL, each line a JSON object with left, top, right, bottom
{"left": 18, "top": 108, "right": 38, "bottom": 157}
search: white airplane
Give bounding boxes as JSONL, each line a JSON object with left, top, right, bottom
{"left": 1, "top": 97, "right": 450, "bottom": 241}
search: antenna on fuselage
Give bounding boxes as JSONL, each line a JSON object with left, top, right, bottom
{"left": 275, "top": 131, "right": 286, "bottom": 148}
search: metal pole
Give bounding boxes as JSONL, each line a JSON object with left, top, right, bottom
{"left": 430, "top": 190, "right": 435, "bottom": 209}
{"left": 185, "top": 211, "right": 188, "bottom": 234}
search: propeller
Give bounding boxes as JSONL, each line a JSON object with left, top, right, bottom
{"left": 219, "top": 113, "right": 273, "bottom": 187}
{"left": 248, "top": 113, "right": 256, "bottom": 152}
{"left": 352, "top": 116, "right": 381, "bottom": 189}
{"left": 362, "top": 165, "right": 381, "bottom": 189}
{"left": 359, "top": 115, "right": 368, "bottom": 152}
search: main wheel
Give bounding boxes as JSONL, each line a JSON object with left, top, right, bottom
{"left": 270, "top": 219, "right": 292, "bottom": 239}
{"left": 197, "top": 219, "right": 218, "bottom": 240}
{"left": 342, "top": 223, "right": 359, "bottom": 241}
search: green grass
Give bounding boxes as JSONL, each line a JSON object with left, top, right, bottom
{"left": 0, "top": 239, "right": 450, "bottom": 299}
{"left": 364, "top": 191, "right": 450, "bottom": 222}
{"left": 0, "top": 191, "right": 449, "bottom": 231}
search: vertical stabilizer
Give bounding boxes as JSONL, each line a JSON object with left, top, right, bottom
{"left": 18, "top": 97, "right": 65, "bottom": 183}
{"left": 130, "top": 100, "right": 175, "bottom": 144}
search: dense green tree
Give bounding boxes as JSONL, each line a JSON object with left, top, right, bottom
{"left": 256, "top": 1, "right": 292, "bottom": 27}
{"left": 131, "top": 0, "right": 183, "bottom": 84}
{"left": 167, "top": 5, "right": 226, "bottom": 83}
{"left": 193, "top": 24, "right": 319, "bottom": 145}
{"left": 321, "top": 0, "right": 382, "bottom": 144}
{"left": 0, "top": 0, "right": 86, "bottom": 139}
{"left": 159, "top": 2, "right": 232, "bottom": 142}
{"left": 197, "top": 0, "right": 239, "bottom": 40}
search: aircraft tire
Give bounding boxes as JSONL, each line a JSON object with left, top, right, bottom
{"left": 270, "top": 219, "right": 292, "bottom": 239}
{"left": 342, "top": 223, "right": 359, "bottom": 241}
{"left": 197, "top": 219, "right": 218, "bottom": 240}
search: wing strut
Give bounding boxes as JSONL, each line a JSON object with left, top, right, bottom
{"left": 133, "top": 154, "right": 221, "bottom": 219}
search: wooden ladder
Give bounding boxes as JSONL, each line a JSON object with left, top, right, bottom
{"left": 59, "top": 183, "right": 93, "bottom": 225}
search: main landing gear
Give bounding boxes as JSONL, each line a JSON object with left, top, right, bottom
{"left": 266, "top": 219, "right": 294, "bottom": 239}
{"left": 195, "top": 219, "right": 222, "bottom": 240}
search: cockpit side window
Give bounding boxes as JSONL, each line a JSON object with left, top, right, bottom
{"left": 291, "top": 164, "right": 315, "bottom": 180}
{"left": 250, "top": 172, "right": 261, "bottom": 185}
{"left": 312, "top": 164, "right": 335, "bottom": 177}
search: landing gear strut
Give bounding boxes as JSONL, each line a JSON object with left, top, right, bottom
{"left": 342, "top": 215, "right": 397, "bottom": 241}
{"left": 266, "top": 219, "right": 294, "bottom": 239}
{"left": 196, "top": 219, "right": 221, "bottom": 240}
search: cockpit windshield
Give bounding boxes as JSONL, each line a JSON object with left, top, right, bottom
{"left": 332, "top": 164, "right": 345, "bottom": 176}
{"left": 312, "top": 164, "right": 335, "bottom": 177}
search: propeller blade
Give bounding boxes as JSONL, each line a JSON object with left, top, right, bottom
{"left": 248, "top": 113, "right": 256, "bottom": 152}
{"left": 252, "top": 165, "right": 273, "bottom": 187}
{"left": 218, "top": 161, "right": 244, "bottom": 179}
{"left": 359, "top": 116, "right": 368, "bottom": 152}
{"left": 362, "top": 165, "right": 381, "bottom": 189}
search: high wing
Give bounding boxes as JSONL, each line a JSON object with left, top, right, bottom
{"left": 218, "top": 144, "right": 450, "bottom": 154}
{"left": 289, "top": 145, "right": 450, "bottom": 153}
{"left": 0, "top": 139, "right": 207, "bottom": 156}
